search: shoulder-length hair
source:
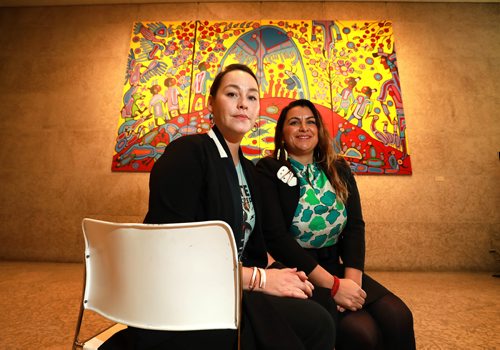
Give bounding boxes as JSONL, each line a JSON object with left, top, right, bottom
{"left": 273, "top": 99, "right": 349, "bottom": 203}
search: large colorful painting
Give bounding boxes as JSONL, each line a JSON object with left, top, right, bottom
{"left": 112, "top": 20, "right": 411, "bottom": 175}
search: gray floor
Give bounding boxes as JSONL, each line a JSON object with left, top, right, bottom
{"left": 0, "top": 262, "right": 499, "bottom": 349}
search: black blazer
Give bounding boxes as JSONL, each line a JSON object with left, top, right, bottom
{"left": 256, "top": 157, "right": 366, "bottom": 274}
{"left": 139, "top": 128, "right": 335, "bottom": 350}
{"left": 144, "top": 126, "right": 267, "bottom": 268}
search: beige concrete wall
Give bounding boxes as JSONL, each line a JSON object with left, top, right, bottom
{"left": 0, "top": 2, "right": 498, "bottom": 270}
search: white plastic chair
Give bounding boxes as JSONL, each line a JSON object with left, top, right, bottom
{"left": 73, "top": 218, "right": 241, "bottom": 349}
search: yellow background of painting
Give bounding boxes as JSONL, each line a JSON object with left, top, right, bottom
{"left": 117, "top": 20, "right": 402, "bottom": 163}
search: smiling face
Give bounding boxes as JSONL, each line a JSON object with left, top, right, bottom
{"left": 282, "top": 105, "right": 319, "bottom": 164}
{"left": 208, "top": 70, "right": 260, "bottom": 143}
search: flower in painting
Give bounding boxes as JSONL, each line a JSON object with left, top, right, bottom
{"left": 335, "top": 59, "right": 354, "bottom": 76}
{"left": 207, "top": 52, "right": 218, "bottom": 63}
{"left": 199, "top": 40, "right": 210, "bottom": 51}
{"left": 177, "top": 75, "right": 189, "bottom": 89}
{"left": 213, "top": 39, "right": 226, "bottom": 52}
{"left": 178, "top": 39, "right": 188, "bottom": 49}
{"left": 172, "top": 55, "right": 186, "bottom": 68}
{"left": 165, "top": 39, "right": 178, "bottom": 55}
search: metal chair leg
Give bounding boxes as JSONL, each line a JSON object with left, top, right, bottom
{"left": 72, "top": 268, "right": 87, "bottom": 350}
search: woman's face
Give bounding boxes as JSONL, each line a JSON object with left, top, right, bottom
{"left": 282, "top": 106, "right": 319, "bottom": 162}
{"left": 208, "top": 70, "right": 260, "bottom": 142}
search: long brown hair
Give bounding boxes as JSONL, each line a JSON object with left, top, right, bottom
{"left": 273, "top": 99, "right": 349, "bottom": 203}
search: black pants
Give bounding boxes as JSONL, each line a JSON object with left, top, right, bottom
{"left": 100, "top": 288, "right": 336, "bottom": 350}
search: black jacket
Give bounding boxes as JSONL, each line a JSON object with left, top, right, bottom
{"left": 144, "top": 126, "right": 267, "bottom": 268}
{"left": 142, "top": 127, "right": 332, "bottom": 350}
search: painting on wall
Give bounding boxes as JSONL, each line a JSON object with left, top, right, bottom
{"left": 112, "top": 20, "right": 411, "bottom": 175}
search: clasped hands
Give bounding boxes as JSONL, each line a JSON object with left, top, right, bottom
{"left": 335, "top": 278, "right": 366, "bottom": 312}
{"left": 248, "top": 267, "right": 367, "bottom": 312}
{"left": 260, "top": 267, "right": 314, "bottom": 299}
{"left": 265, "top": 268, "right": 367, "bottom": 312}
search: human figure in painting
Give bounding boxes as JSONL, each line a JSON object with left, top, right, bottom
{"left": 347, "top": 86, "right": 376, "bottom": 128}
{"left": 164, "top": 77, "right": 181, "bottom": 119}
{"left": 191, "top": 61, "right": 211, "bottom": 111}
{"left": 336, "top": 77, "right": 359, "bottom": 117}
{"left": 257, "top": 99, "right": 416, "bottom": 350}
{"left": 373, "top": 48, "right": 408, "bottom": 157}
{"left": 148, "top": 84, "right": 167, "bottom": 126}
{"left": 100, "top": 65, "right": 336, "bottom": 350}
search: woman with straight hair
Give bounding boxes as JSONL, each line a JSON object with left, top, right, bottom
{"left": 101, "top": 67, "right": 336, "bottom": 350}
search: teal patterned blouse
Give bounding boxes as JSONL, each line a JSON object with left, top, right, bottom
{"left": 289, "top": 157, "right": 347, "bottom": 249}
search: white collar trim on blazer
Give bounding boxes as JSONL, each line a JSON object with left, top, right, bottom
{"left": 208, "top": 128, "right": 228, "bottom": 158}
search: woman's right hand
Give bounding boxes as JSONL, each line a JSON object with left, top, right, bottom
{"left": 334, "top": 278, "right": 366, "bottom": 311}
{"left": 260, "top": 268, "right": 314, "bottom": 299}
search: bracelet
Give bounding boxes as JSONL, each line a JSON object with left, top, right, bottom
{"left": 249, "top": 267, "right": 258, "bottom": 291}
{"left": 331, "top": 276, "right": 340, "bottom": 298}
{"left": 257, "top": 268, "right": 266, "bottom": 289}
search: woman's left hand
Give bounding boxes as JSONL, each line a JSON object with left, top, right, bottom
{"left": 262, "top": 268, "right": 314, "bottom": 299}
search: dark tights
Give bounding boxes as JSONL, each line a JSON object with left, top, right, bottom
{"left": 336, "top": 293, "right": 416, "bottom": 350}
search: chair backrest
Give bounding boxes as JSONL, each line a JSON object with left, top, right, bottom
{"left": 81, "top": 218, "right": 240, "bottom": 331}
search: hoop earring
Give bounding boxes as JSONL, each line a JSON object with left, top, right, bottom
{"left": 277, "top": 142, "right": 288, "bottom": 161}
{"left": 252, "top": 122, "right": 258, "bottom": 133}
{"left": 209, "top": 113, "right": 214, "bottom": 126}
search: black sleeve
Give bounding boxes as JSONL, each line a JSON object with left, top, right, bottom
{"left": 256, "top": 158, "right": 319, "bottom": 274}
{"left": 144, "top": 136, "right": 205, "bottom": 224}
{"left": 337, "top": 163, "right": 366, "bottom": 270}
